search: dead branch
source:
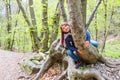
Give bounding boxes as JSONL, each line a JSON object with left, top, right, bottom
{"left": 86, "top": 0, "right": 102, "bottom": 30}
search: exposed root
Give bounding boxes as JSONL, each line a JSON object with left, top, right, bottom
{"left": 34, "top": 56, "right": 53, "bottom": 80}
{"left": 34, "top": 39, "right": 64, "bottom": 80}
{"left": 105, "top": 63, "right": 117, "bottom": 68}
{"left": 67, "top": 58, "right": 106, "bottom": 80}
{"left": 98, "top": 55, "right": 120, "bottom": 68}
{"left": 111, "top": 67, "right": 120, "bottom": 72}
{"left": 102, "top": 74, "right": 112, "bottom": 80}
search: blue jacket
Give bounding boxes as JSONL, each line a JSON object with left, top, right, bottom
{"left": 65, "top": 31, "right": 91, "bottom": 51}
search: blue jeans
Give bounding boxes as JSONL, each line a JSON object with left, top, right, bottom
{"left": 66, "top": 50, "right": 81, "bottom": 62}
{"left": 90, "top": 40, "right": 99, "bottom": 48}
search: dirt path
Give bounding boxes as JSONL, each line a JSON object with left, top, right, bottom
{"left": 0, "top": 50, "right": 34, "bottom": 80}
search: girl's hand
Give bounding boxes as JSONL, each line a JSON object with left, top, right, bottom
{"left": 77, "top": 49, "right": 84, "bottom": 55}
{"left": 83, "top": 41, "right": 90, "bottom": 48}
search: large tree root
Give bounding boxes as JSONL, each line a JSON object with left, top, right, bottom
{"left": 34, "top": 53, "right": 63, "bottom": 80}
{"left": 98, "top": 55, "right": 120, "bottom": 68}
{"left": 34, "top": 53, "right": 120, "bottom": 80}
{"left": 67, "top": 58, "right": 109, "bottom": 80}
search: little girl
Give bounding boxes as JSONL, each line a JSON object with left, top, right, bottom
{"left": 60, "top": 22, "right": 83, "bottom": 68}
{"left": 60, "top": 22, "right": 99, "bottom": 68}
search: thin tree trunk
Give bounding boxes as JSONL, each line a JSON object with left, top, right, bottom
{"left": 29, "top": 0, "right": 37, "bottom": 26}
{"left": 4, "top": 0, "right": 12, "bottom": 50}
{"left": 101, "top": 1, "right": 114, "bottom": 52}
{"left": 81, "top": 0, "right": 87, "bottom": 27}
{"left": 29, "top": 0, "right": 40, "bottom": 52}
{"left": 94, "top": 13, "right": 98, "bottom": 41}
{"left": 50, "top": 2, "right": 61, "bottom": 45}
{"left": 10, "top": 9, "right": 20, "bottom": 51}
{"left": 16, "top": 0, "right": 40, "bottom": 52}
{"left": 101, "top": 0, "right": 107, "bottom": 52}
{"left": 59, "top": 0, "right": 67, "bottom": 22}
{"left": 40, "top": 0, "right": 49, "bottom": 52}
{"left": 16, "top": 0, "right": 31, "bottom": 26}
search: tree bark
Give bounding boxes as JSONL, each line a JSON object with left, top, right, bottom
{"left": 94, "top": 13, "right": 98, "bottom": 41}
{"left": 59, "top": 0, "right": 67, "bottom": 22}
{"left": 81, "top": 0, "right": 87, "bottom": 27}
{"left": 16, "top": 0, "right": 31, "bottom": 26}
{"left": 101, "top": 0, "right": 107, "bottom": 52}
{"left": 40, "top": 0, "right": 49, "bottom": 52}
{"left": 67, "top": 0, "right": 100, "bottom": 63}
{"left": 29, "top": 0, "right": 37, "bottom": 26}
{"left": 29, "top": 0, "right": 40, "bottom": 52}
{"left": 10, "top": 9, "right": 20, "bottom": 51}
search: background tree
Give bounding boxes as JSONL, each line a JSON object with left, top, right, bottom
{"left": 49, "top": 2, "right": 61, "bottom": 45}
{"left": 28, "top": 0, "right": 40, "bottom": 52}
{"left": 4, "top": 0, "right": 12, "bottom": 50}
{"left": 40, "top": 0, "right": 49, "bottom": 52}
{"left": 17, "top": 0, "right": 40, "bottom": 52}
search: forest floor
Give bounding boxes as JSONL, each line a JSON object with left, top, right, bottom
{"left": 0, "top": 50, "right": 35, "bottom": 80}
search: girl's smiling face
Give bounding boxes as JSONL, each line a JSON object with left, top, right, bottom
{"left": 61, "top": 24, "right": 70, "bottom": 33}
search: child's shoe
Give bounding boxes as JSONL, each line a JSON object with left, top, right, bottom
{"left": 75, "top": 61, "right": 82, "bottom": 69}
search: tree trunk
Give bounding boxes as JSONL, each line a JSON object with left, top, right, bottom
{"left": 4, "top": 0, "right": 12, "bottom": 50}
{"left": 94, "top": 13, "right": 98, "bottom": 41}
{"left": 50, "top": 2, "right": 61, "bottom": 45}
{"left": 67, "top": 0, "right": 100, "bottom": 63}
{"left": 81, "top": 0, "right": 87, "bottom": 27}
{"left": 29, "top": 0, "right": 37, "bottom": 26}
{"left": 29, "top": 0, "right": 40, "bottom": 52}
{"left": 16, "top": 0, "right": 40, "bottom": 52}
{"left": 101, "top": 0, "right": 107, "bottom": 52}
{"left": 10, "top": 9, "right": 20, "bottom": 51}
{"left": 59, "top": 0, "right": 67, "bottom": 22}
{"left": 40, "top": 0, "right": 49, "bottom": 52}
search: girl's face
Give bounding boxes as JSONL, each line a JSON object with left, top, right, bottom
{"left": 61, "top": 25, "right": 70, "bottom": 33}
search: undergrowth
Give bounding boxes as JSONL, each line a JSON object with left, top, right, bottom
{"left": 101, "top": 40, "right": 120, "bottom": 58}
